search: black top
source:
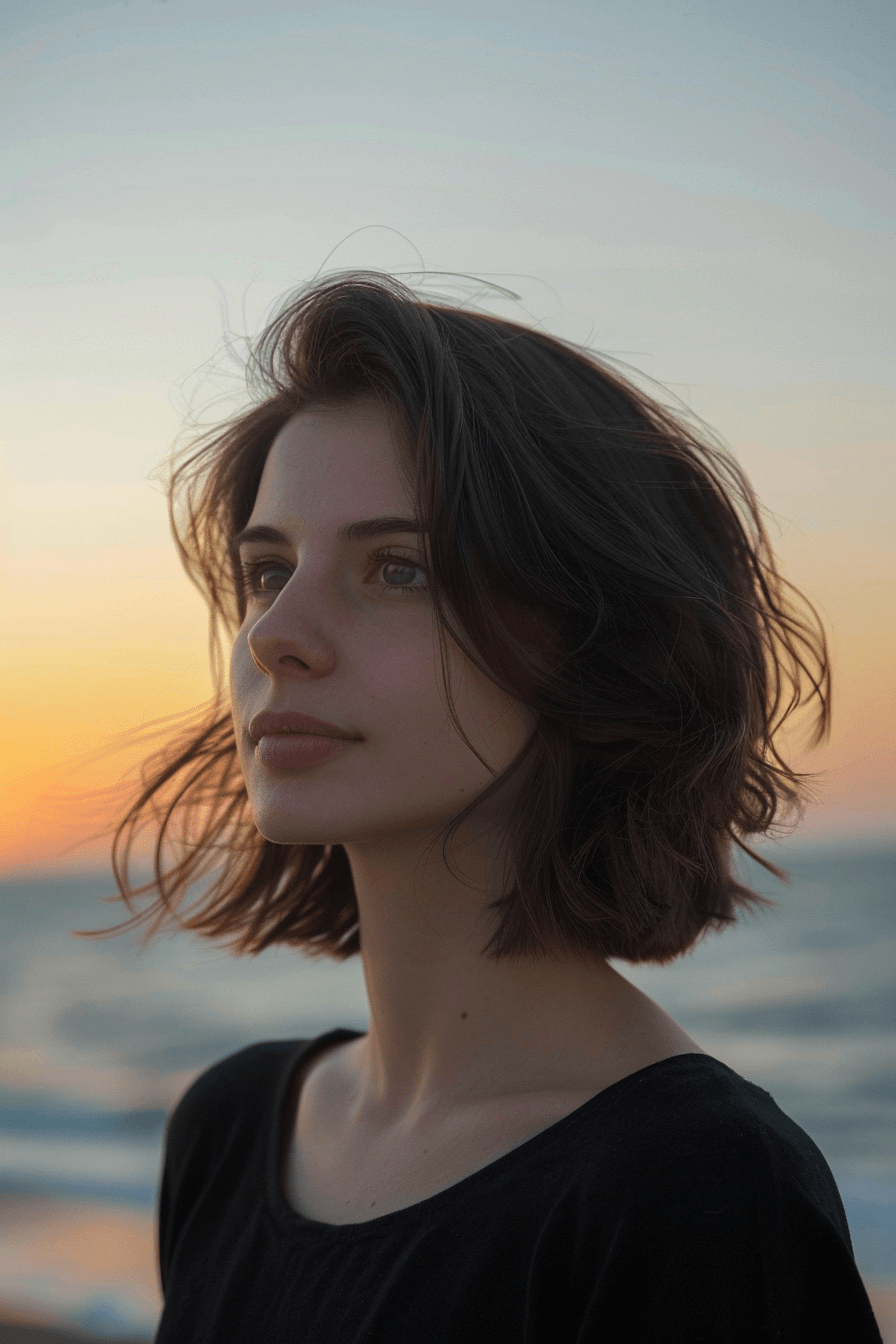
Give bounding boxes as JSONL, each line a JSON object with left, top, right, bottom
{"left": 155, "top": 1029, "right": 882, "bottom": 1343}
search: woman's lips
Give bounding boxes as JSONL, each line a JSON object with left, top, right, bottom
{"left": 255, "top": 732, "right": 357, "bottom": 770}
{"left": 248, "top": 709, "right": 359, "bottom": 741}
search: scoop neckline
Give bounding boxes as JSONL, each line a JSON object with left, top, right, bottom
{"left": 265, "top": 1028, "right": 723, "bottom": 1239}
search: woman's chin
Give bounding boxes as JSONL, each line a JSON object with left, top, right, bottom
{"left": 248, "top": 806, "right": 455, "bottom": 849}
{"left": 252, "top": 817, "right": 335, "bottom": 846}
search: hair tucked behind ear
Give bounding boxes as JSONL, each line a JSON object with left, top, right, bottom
{"left": 88, "top": 271, "right": 830, "bottom": 964}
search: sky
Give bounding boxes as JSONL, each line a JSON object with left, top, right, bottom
{"left": 1, "top": 0, "right": 894, "bottom": 870}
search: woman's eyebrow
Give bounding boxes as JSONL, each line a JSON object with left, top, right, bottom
{"left": 232, "top": 516, "right": 424, "bottom": 552}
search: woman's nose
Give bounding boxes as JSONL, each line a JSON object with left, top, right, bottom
{"left": 245, "top": 578, "right": 337, "bottom": 680}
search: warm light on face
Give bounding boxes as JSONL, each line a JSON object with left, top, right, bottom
{"left": 228, "top": 401, "right": 537, "bottom": 851}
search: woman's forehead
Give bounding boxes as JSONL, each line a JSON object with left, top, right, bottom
{"left": 250, "top": 403, "right": 415, "bottom": 527}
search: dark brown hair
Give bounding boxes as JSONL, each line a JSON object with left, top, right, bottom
{"left": 99, "top": 270, "right": 830, "bottom": 965}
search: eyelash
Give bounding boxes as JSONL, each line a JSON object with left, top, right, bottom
{"left": 238, "top": 549, "right": 429, "bottom": 600}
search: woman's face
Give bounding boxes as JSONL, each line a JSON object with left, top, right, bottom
{"left": 230, "top": 400, "right": 536, "bottom": 848}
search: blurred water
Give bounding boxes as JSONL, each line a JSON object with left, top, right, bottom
{"left": 0, "top": 841, "right": 894, "bottom": 1335}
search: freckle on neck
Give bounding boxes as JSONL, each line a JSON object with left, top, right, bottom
{"left": 460, "top": 1011, "right": 468, "bottom": 1020}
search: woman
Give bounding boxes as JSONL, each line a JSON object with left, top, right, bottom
{"left": 108, "top": 273, "right": 882, "bottom": 1341}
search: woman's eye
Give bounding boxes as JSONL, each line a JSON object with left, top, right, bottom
{"left": 238, "top": 553, "right": 429, "bottom": 600}
{"left": 240, "top": 560, "right": 291, "bottom": 595}
{"left": 369, "top": 551, "right": 429, "bottom": 596}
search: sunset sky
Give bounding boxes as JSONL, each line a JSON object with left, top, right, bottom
{"left": 1, "top": 0, "right": 894, "bottom": 871}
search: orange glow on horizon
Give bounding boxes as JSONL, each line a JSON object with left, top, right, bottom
{"left": 2, "top": 524, "right": 893, "bottom": 873}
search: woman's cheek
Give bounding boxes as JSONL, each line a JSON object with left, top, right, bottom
{"left": 229, "top": 633, "right": 256, "bottom": 721}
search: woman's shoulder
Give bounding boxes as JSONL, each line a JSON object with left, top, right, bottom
{"left": 550, "top": 1056, "right": 876, "bottom": 1341}
{"left": 594, "top": 1051, "right": 824, "bottom": 1164}
{"left": 159, "top": 1038, "right": 304, "bottom": 1189}
{"left": 164, "top": 1027, "right": 362, "bottom": 1146}
{"left": 158, "top": 1032, "right": 357, "bottom": 1228}
{"left": 169, "top": 1038, "right": 302, "bottom": 1124}
{"left": 163, "top": 1034, "right": 325, "bottom": 1163}
{"left": 573, "top": 1052, "right": 850, "bottom": 1235}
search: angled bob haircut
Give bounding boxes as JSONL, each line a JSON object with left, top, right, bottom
{"left": 100, "top": 271, "right": 830, "bottom": 965}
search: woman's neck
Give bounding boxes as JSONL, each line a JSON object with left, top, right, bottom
{"left": 338, "top": 821, "right": 700, "bottom": 1129}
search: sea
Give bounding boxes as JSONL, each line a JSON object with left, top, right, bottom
{"left": 0, "top": 840, "right": 894, "bottom": 1339}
